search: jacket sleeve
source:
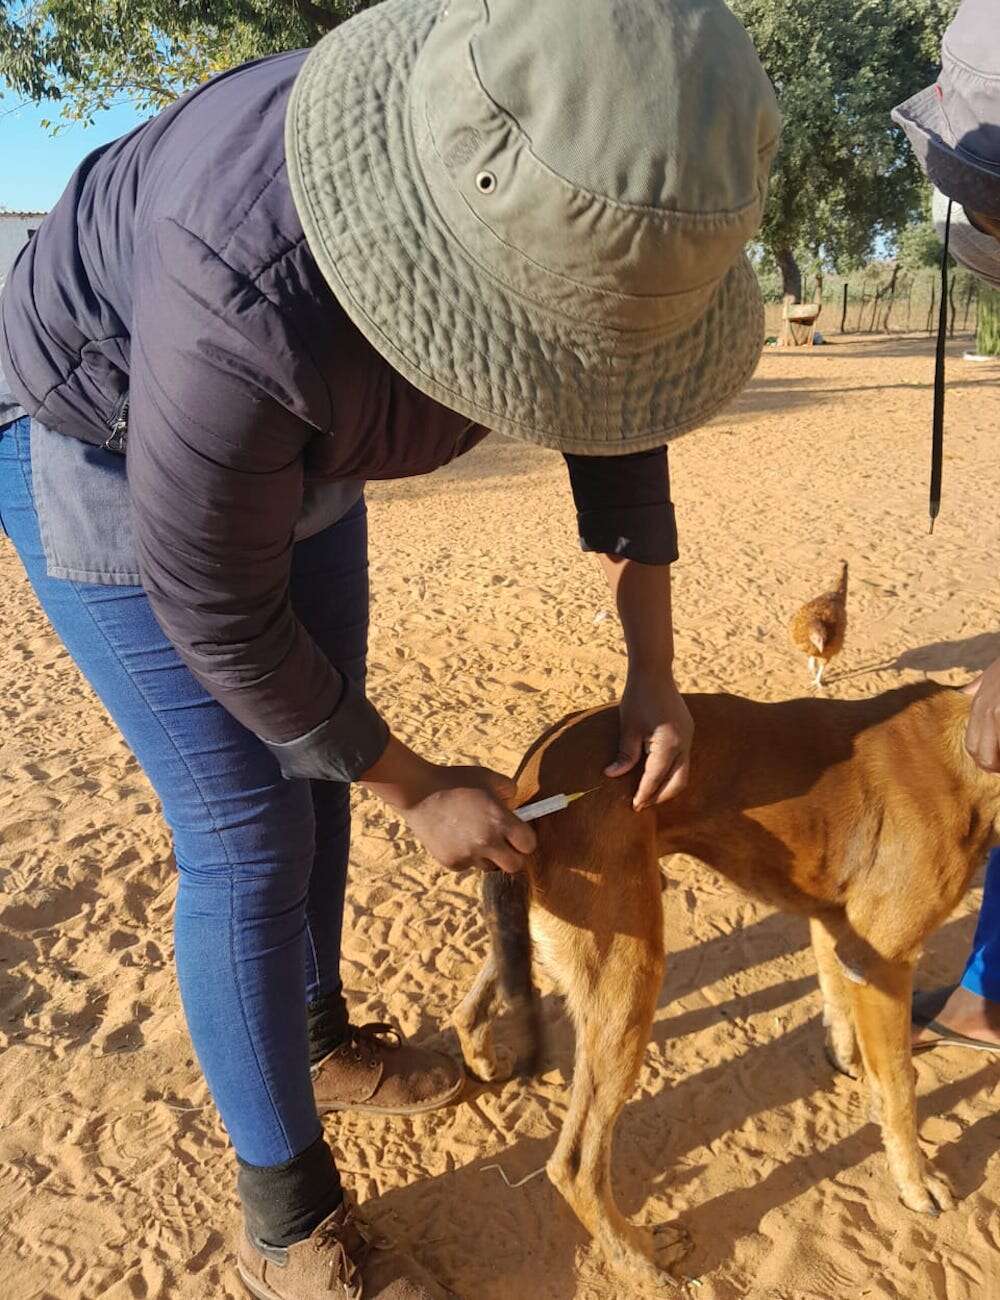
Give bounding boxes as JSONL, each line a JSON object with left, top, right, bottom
{"left": 127, "top": 219, "right": 388, "bottom": 782}
{"left": 563, "top": 446, "right": 678, "bottom": 565}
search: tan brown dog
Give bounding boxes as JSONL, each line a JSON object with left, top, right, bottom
{"left": 453, "top": 681, "right": 1000, "bottom": 1289}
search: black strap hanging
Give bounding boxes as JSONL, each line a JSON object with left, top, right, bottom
{"left": 929, "top": 199, "right": 951, "bottom": 534}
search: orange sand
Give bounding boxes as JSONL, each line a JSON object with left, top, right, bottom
{"left": 1, "top": 334, "right": 999, "bottom": 1298}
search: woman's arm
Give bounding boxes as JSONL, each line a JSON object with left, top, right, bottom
{"left": 564, "top": 447, "right": 692, "bottom": 808}
{"left": 598, "top": 556, "right": 693, "bottom": 808}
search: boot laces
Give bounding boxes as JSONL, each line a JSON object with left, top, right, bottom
{"left": 312, "top": 1204, "right": 380, "bottom": 1298}
{"left": 344, "top": 1021, "right": 402, "bottom": 1065}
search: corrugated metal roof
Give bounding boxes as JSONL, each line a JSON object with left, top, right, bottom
{"left": 0, "top": 211, "right": 47, "bottom": 219}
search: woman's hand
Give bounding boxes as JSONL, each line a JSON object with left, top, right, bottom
{"left": 605, "top": 672, "right": 694, "bottom": 809}
{"left": 403, "top": 766, "right": 537, "bottom": 874}
{"left": 596, "top": 555, "right": 692, "bottom": 808}
{"left": 964, "top": 657, "right": 1000, "bottom": 773}
{"left": 361, "top": 736, "right": 536, "bottom": 873}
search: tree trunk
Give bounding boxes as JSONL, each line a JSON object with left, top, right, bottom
{"left": 775, "top": 246, "right": 802, "bottom": 345}
{"left": 977, "top": 285, "right": 1000, "bottom": 355}
{"left": 775, "top": 246, "right": 802, "bottom": 302}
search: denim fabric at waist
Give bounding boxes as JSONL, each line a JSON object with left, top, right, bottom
{"left": 1, "top": 366, "right": 364, "bottom": 586}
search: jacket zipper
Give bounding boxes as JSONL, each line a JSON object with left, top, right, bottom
{"left": 104, "top": 394, "right": 128, "bottom": 454}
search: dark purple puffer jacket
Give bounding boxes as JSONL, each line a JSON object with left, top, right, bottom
{"left": 0, "top": 51, "right": 675, "bottom": 782}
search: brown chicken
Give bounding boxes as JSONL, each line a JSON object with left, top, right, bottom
{"left": 789, "top": 561, "right": 848, "bottom": 686}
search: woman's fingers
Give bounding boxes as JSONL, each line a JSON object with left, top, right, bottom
{"left": 964, "top": 658, "right": 1000, "bottom": 773}
{"left": 642, "top": 754, "right": 691, "bottom": 808}
{"left": 605, "top": 733, "right": 642, "bottom": 777}
{"left": 634, "top": 740, "right": 691, "bottom": 809}
{"left": 504, "top": 813, "right": 538, "bottom": 856}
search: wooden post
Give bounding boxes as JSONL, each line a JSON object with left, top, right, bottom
{"left": 840, "top": 282, "right": 848, "bottom": 334}
{"left": 962, "top": 277, "right": 976, "bottom": 332}
{"left": 868, "top": 285, "right": 881, "bottom": 333}
{"left": 780, "top": 294, "right": 795, "bottom": 347}
{"left": 948, "top": 274, "right": 957, "bottom": 337}
{"left": 882, "top": 264, "right": 899, "bottom": 332}
{"left": 926, "top": 279, "right": 936, "bottom": 334}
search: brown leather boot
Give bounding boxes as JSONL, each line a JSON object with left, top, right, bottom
{"left": 311, "top": 1022, "right": 464, "bottom": 1116}
{"left": 237, "top": 1200, "right": 456, "bottom": 1299}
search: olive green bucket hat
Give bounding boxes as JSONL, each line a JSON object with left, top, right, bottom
{"left": 286, "top": 0, "right": 781, "bottom": 454}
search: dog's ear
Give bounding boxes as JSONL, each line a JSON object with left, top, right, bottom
{"left": 481, "top": 871, "right": 543, "bottom": 1076}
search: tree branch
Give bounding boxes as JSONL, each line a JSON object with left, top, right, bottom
{"left": 289, "top": 0, "right": 341, "bottom": 37}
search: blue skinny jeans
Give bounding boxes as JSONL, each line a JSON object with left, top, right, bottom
{"left": 961, "top": 849, "right": 1000, "bottom": 1002}
{"left": 0, "top": 415, "right": 366, "bottom": 1167}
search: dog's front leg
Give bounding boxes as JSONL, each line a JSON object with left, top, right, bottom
{"left": 810, "top": 917, "right": 859, "bottom": 1077}
{"left": 849, "top": 960, "right": 954, "bottom": 1215}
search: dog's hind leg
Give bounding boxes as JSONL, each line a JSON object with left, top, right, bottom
{"left": 542, "top": 859, "right": 688, "bottom": 1286}
{"left": 810, "top": 916, "right": 859, "bottom": 1077}
{"left": 453, "top": 952, "right": 512, "bottom": 1082}
{"left": 849, "top": 959, "right": 954, "bottom": 1215}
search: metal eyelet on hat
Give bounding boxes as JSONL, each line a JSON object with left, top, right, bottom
{"left": 475, "top": 170, "right": 497, "bottom": 195}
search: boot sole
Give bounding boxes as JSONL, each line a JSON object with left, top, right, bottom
{"left": 317, "top": 1071, "right": 465, "bottom": 1116}
{"left": 237, "top": 1262, "right": 282, "bottom": 1300}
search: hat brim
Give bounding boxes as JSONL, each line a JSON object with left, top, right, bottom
{"left": 286, "top": 0, "right": 765, "bottom": 455}
{"left": 893, "top": 85, "right": 1000, "bottom": 219}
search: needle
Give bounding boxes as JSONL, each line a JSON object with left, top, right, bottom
{"left": 514, "top": 786, "right": 600, "bottom": 822}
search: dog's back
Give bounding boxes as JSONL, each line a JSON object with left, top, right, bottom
{"left": 655, "top": 683, "right": 997, "bottom": 957}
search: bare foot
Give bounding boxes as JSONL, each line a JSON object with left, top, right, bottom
{"left": 912, "top": 985, "right": 1000, "bottom": 1049}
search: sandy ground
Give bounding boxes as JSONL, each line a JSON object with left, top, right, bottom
{"left": 2, "top": 333, "right": 1000, "bottom": 1299}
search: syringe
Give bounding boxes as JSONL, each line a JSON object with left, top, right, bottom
{"left": 514, "top": 788, "right": 598, "bottom": 822}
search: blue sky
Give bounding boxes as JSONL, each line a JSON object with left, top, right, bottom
{"left": 1, "top": 81, "right": 146, "bottom": 212}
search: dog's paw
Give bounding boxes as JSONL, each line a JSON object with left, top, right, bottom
{"left": 900, "top": 1171, "right": 955, "bottom": 1216}
{"left": 821, "top": 1016, "right": 859, "bottom": 1078}
{"left": 466, "top": 1042, "right": 515, "bottom": 1084}
{"left": 604, "top": 1221, "right": 692, "bottom": 1290}
{"left": 647, "top": 1221, "right": 692, "bottom": 1271}
{"left": 823, "top": 1034, "right": 860, "bottom": 1079}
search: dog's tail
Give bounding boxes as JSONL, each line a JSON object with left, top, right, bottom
{"left": 481, "top": 870, "right": 543, "bottom": 1077}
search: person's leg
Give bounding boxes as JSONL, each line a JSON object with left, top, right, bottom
{"left": 2, "top": 417, "right": 454, "bottom": 1297}
{"left": 913, "top": 847, "right": 1000, "bottom": 1049}
{"left": 959, "top": 848, "right": 1000, "bottom": 1003}
{"left": 290, "top": 501, "right": 465, "bottom": 1114}
{"left": 0, "top": 417, "right": 338, "bottom": 1240}
{"left": 289, "top": 503, "right": 371, "bottom": 1054}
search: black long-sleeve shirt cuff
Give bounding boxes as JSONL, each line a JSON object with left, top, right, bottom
{"left": 564, "top": 446, "right": 678, "bottom": 566}
{"left": 262, "top": 676, "right": 390, "bottom": 783}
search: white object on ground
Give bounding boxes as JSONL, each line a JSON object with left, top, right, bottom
{"left": 482, "top": 1163, "right": 547, "bottom": 1189}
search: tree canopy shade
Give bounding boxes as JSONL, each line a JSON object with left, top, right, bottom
{"left": 2, "top": 0, "right": 958, "bottom": 299}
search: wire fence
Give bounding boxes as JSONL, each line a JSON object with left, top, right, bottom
{"left": 762, "top": 268, "right": 981, "bottom": 340}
